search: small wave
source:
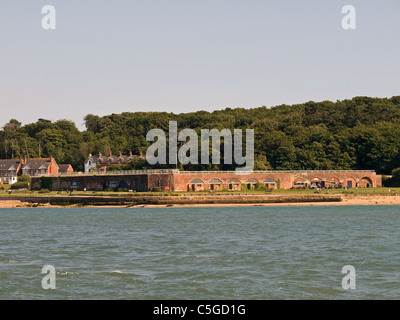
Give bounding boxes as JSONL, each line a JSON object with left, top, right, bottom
{"left": 58, "top": 271, "right": 80, "bottom": 276}
{"left": 110, "top": 270, "right": 125, "bottom": 274}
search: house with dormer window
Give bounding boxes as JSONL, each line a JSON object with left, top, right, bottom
{"left": 0, "top": 159, "right": 22, "bottom": 184}
{"left": 21, "top": 157, "right": 59, "bottom": 176}
{"left": 0, "top": 157, "right": 63, "bottom": 184}
{"left": 84, "top": 151, "right": 144, "bottom": 173}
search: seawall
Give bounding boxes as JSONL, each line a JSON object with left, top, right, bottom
{"left": 0, "top": 194, "right": 342, "bottom": 206}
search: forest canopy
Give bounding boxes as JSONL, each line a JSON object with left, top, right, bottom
{"left": 1, "top": 96, "right": 400, "bottom": 174}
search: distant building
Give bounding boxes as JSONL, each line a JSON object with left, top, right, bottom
{"left": 0, "top": 157, "right": 61, "bottom": 184}
{"left": 58, "top": 164, "right": 74, "bottom": 174}
{"left": 0, "top": 159, "right": 22, "bottom": 184}
{"left": 30, "top": 170, "right": 382, "bottom": 192}
{"left": 84, "top": 152, "right": 144, "bottom": 173}
{"left": 21, "top": 157, "right": 59, "bottom": 176}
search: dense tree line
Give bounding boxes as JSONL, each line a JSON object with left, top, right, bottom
{"left": 1, "top": 96, "right": 400, "bottom": 174}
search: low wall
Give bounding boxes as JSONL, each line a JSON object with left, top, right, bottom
{"left": 0, "top": 194, "right": 342, "bottom": 206}
{"left": 173, "top": 171, "right": 380, "bottom": 191}
{"left": 31, "top": 173, "right": 174, "bottom": 192}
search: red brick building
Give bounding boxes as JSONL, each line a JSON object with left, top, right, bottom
{"left": 0, "top": 157, "right": 65, "bottom": 184}
{"left": 21, "top": 157, "right": 59, "bottom": 176}
{"left": 173, "top": 170, "right": 381, "bottom": 191}
{"left": 33, "top": 169, "right": 381, "bottom": 192}
{"left": 58, "top": 164, "right": 74, "bottom": 174}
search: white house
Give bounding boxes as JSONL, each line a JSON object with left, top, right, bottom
{"left": 0, "top": 159, "right": 22, "bottom": 185}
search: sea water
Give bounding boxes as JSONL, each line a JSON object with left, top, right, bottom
{"left": 0, "top": 206, "right": 399, "bottom": 299}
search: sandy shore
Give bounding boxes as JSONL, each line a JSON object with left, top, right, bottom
{"left": 126, "top": 195, "right": 400, "bottom": 208}
{"left": 1, "top": 194, "right": 400, "bottom": 208}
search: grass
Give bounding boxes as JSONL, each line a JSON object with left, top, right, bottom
{"left": 1, "top": 187, "right": 399, "bottom": 197}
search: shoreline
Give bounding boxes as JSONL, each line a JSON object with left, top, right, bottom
{"left": 1, "top": 193, "right": 399, "bottom": 208}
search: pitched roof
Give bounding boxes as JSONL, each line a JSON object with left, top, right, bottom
{"left": 87, "top": 154, "right": 144, "bottom": 166}
{"left": 22, "top": 158, "right": 52, "bottom": 170}
{"left": 0, "top": 159, "right": 21, "bottom": 171}
{"left": 58, "top": 164, "right": 73, "bottom": 172}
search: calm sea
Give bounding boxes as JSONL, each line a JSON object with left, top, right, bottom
{"left": 0, "top": 206, "right": 399, "bottom": 300}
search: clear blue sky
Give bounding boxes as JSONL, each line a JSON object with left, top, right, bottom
{"left": 1, "top": 0, "right": 399, "bottom": 130}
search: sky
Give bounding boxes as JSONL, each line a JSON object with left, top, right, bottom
{"left": 0, "top": 0, "right": 399, "bottom": 130}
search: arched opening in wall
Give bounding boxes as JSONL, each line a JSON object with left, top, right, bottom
{"left": 227, "top": 178, "right": 241, "bottom": 191}
{"left": 264, "top": 178, "right": 277, "bottom": 189}
{"left": 324, "top": 177, "right": 340, "bottom": 189}
{"left": 108, "top": 181, "right": 118, "bottom": 189}
{"left": 61, "top": 181, "right": 69, "bottom": 191}
{"left": 188, "top": 178, "right": 205, "bottom": 191}
{"left": 86, "top": 181, "right": 97, "bottom": 191}
{"left": 245, "top": 178, "right": 259, "bottom": 190}
{"left": 119, "top": 180, "right": 128, "bottom": 189}
{"left": 32, "top": 182, "right": 41, "bottom": 190}
{"left": 310, "top": 177, "right": 323, "bottom": 189}
{"left": 359, "top": 177, "right": 373, "bottom": 188}
{"left": 208, "top": 178, "right": 224, "bottom": 191}
{"left": 293, "top": 178, "right": 306, "bottom": 189}
{"left": 344, "top": 177, "right": 356, "bottom": 188}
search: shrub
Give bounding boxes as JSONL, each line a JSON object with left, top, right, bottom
{"left": 11, "top": 182, "right": 29, "bottom": 190}
{"left": 18, "top": 174, "right": 32, "bottom": 184}
{"left": 38, "top": 189, "right": 51, "bottom": 194}
{"left": 241, "top": 183, "right": 249, "bottom": 190}
{"left": 383, "top": 169, "right": 400, "bottom": 187}
{"left": 254, "top": 183, "right": 267, "bottom": 191}
{"left": 107, "top": 164, "right": 127, "bottom": 172}
{"left": 392, "top": 168, "right": 400, "bottom": 177}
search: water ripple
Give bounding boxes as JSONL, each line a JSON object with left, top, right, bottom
{"left": 1, "top": 206, "right": 400, "bottom": 299}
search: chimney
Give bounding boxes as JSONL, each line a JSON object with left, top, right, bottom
{"left": 129, "top": 151, "right": 133, "bottom": 157}
{"left": 99, "top": 152, "right": 102, "bottom": 157}
{"left": 109, "top": 151, "right": 112, "bottom": 157}
{"left": 119, "top": 152, "right": 122, "bottom": 157}
{"left": 89, "top": 153, "right": 92, "bottom": 158}
{"left": 139, "top": 151, "right": 143, "bottom": 157}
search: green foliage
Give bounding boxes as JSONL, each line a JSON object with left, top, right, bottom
{"left": 254, "top": 183, "right": 267, "bottom": 191}
{"left": 2, "top": 95, "right": 400, "bottom": 174}
{"left": 18, "top": 174, "right": 31, "bottom": 184}
{"left": 40, "top": 177, "right": 53, "bottom": 190}
{"left": 38, "top": 189, "right": 51, "bottom": 194}
{"left": 107, "top": 164, "right": 126, "bottom": 172}
{"left": 241, "top": 183, "right": 249, "bottom": 190}
{"left": 383, "top": 167, "right": 400, "bottom": 187}
{"left": 11, "top": 182, "right": 29, "bottom": 189}
{"left": 391, "top": 168, "right": 400, "bottom": 177}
